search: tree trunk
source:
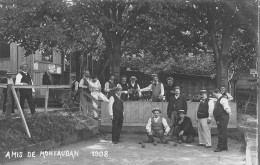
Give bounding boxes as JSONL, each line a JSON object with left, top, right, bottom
{"left": 110, "top": 36, "right": 121, "bottom": 79}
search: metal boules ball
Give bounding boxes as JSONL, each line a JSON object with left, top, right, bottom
{"left": 141, "top": 144, "right": 146, "bottom": 148}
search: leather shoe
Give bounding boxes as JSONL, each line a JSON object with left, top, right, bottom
{"left": 177, "top": 140, "right": 182, "bottom": 144}
{"left": 214, "top": 148, "right": 222, "bottom": 152}
{"left": 197, "top": 144, "right": 205, "bottom": 146}
{"left": 205, "top": 146, "right": 211, "bottom": 148}
{"left": 112, "top": 141, "right": 118, "bottom": 144}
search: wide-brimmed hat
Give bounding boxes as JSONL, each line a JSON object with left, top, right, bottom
{"left": 5, "top": 71, "right": 14, "bottom": 75}
{"left": 152, "top": 108, "right": 161, "bottom": 113}
{"left": 130, "top": 76, "right": 137, "bottom": 80}
{"left": 178, "top": 110, "right": 186, "bottom": 114}
{"left": 199, "top": 90, "right": 207, "bottom": 94}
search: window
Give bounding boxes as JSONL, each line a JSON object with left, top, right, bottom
{"left": 0, "top": 42, "right": 10, "bottom": 59}
{"left": 42, "top": 49, "right": 53, "bottom": 62}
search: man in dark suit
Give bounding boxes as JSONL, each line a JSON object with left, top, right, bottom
{"left": 0, "top": 71, "right": 15, "bottom": 114}
{"left": 175, "top": 110, "right": 196, "bottom": 143}
{"left": 164, "top": 77, "right": 176, "bottom": 102}
{"left": 167, "top": 86, "right": 187, "bottom": 139}
{"left": 108, "top": 86, "right": 124, "bottom": 144}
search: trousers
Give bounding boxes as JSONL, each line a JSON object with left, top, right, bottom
{"left": 198, "top": 118, "right": 211, "bottom": 146}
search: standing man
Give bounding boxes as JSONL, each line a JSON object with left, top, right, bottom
{"left": 167, "top": 86, "right": 187, "bottom": 138}
{"left": 128, "top": 76, "right": 141, "bottom": 101}
{"left": 0, "top": 71, "right": 15, "bottom": 114}
{"left": 197, "top": 90, "right": 214, "bottom": 148}
{"left": 104, "top": 74, "right": 117, "bottom": 99}
{"left": 15, "top": 63, "right": 36, "bottom": 114}
{"left": 164, "top": 77, "right": 176, "bottom": 102}
{"left": 220, "top": 86, "right": 233, "bottom": 101}
{"left": 70, "top": 75, "right": 79, "bottom": 103}
{"left": 146, "top": 108, "right": 170, "bottom": 143}
{"left": 140, "top": 75, "right": 164, "bottom": 102}
{"left": 108, "top": 87, "right": 124, "bottom": 144}
{"left": 175, "top": 110, "right": 196, "bottom": 144}
{"left": 212, "top": 89, "right": 232, "bottom": 152}
{"left": 119, "top": 75, "right": 129, "bottom": 101}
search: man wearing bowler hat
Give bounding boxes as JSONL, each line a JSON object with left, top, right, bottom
{"left": 146, "top": 108, "right": 170, "bottom": 143}
{"left": 108, "top": 86, "right": 124, "bottom": 144}
{"left": 15, "top": 63, "right": 36, "bottom": 114}
{"left": 197, "top": 90, "right": 214, "bottom": 148}
{"left": 175, "top": 110, "right": 196, "bottom": 144}
{"left": 0, "top": 71, "right": 16, "bottom": 114}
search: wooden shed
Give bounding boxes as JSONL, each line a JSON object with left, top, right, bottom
{"left": 0, "top": 39, "right": 64, "bottom": 98}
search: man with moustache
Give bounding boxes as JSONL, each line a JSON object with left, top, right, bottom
{"left": 128, "top": 76, "right": 141, "bottom": 101}
{"left": 212, "top": 89, "right": 231, "bottom": 152}
{"left": 104, "top": 74, "right": 117, "bottom": 99}
{"left": 197, "top": 90, "right": 214, "bottom": 148}
{"left": 164, "top": 77, "right": 177, "bottom": 102}
{"left": 109, "top": 87, "right": 124, "bottom": 144}
{"left": 119, "top": 75, "right": 129, "bottom": 101}
{"left": 167, "top": 86, "right": 187, "bottom": 139}
{"left": 15, "top": 63, "right": 36, "bottom": 114}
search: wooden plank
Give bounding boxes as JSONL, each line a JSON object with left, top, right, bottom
{"left": 124, "top": 101, "right": 131, "bottom": 123}
{"left": 44, "top": 88, "right": 49, "bottom": 115}
{"left": 132, "top": 101, "right": 140, "bottom": 123}
{"left": 5, "top": 84, "right": 12, "bottom": 119}
{"left": 11, "top": 85, "right": 31, "bottom": 138}
{"left": 143, "top": 101, "right": 152, "bottom": 124}
{"left": 138, "top": 101, "right": 144, "bottom": 123}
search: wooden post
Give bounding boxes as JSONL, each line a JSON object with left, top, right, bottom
{"left": 11, "top": 86, "right": 31, "bottom": 138}
{"left": 44, "top": 87, "right": 49, "bottom": 115}
{"left": 5, "top": 84, "right": 12, "bottom": 119}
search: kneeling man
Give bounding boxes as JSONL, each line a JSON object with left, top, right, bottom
{"left": 176, "top": 110, "right": 196, "bottom": 144}
{"left": 146, "top": 108, "right": 170, "bottom": 143}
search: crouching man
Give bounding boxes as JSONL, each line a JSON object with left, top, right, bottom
{"left": 146, "top": 108, "right": 170, "bottom": 143}
{"left": 176, "top": 110, "right": 196, "bottom": 144}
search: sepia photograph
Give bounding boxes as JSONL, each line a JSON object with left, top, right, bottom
{"left": 0, "top": 0, "right": 258, "bottom": 164}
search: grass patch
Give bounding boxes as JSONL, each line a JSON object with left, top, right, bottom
{"left": 0, "top": 112, "right": 89, "bottom": 153}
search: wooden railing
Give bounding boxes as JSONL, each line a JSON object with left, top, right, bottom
{"left": 0, "top": 84, "right": 100, "bottom": 138}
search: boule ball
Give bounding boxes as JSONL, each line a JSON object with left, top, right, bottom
{"left": 138, "top": 141, "right": 143, "bottom": 144}
{"left": 153, "top": 142, "right": 157, "bottom": 146}
{"left": 173, "top": 142, "right": 177, "bottom": 146}
{"left": 141, "top": 144, "right": 146, "bottom": 148}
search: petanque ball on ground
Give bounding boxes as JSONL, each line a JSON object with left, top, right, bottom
{"left": 173, "top": 142, "right": 177, "bottom": 146}
{"left": 141, "top": 144, "right": 146, "bottom": 148}
{"left": 153, "top": 142, "right": 157, "bottom": 146}
{"left": 138, "top": 141, "right": 143, "bottom": 144}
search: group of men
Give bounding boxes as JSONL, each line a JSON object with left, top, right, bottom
{"left": 108, "top": 77, "right": 232, "bottom": 153}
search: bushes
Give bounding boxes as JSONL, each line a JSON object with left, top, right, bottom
{"left": 0, "top": 113, "right": 89, "bottom": 152}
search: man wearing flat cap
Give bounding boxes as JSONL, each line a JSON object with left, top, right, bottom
{"left": 146, "top": 108, "right": 170, "bottom": 143}
{"left": 197, "top": 90, "right": 214, "bottom": 148}
{"left": 0, "top": 71, "right": 15, "bottom": 114}
{"left": 108, "top": 87, "right": 124, "bottom": 144}
{"left": 212, "top": 88, "right": 231, "bottom": 152}
{"left": 128, "top": 76, "right": 141, "bottom": 101}
{"left": 175, "top": 110, "right": 196, "bottom": 144}
{"left": 15, "top": 63, "right": 36, "bottom": 114}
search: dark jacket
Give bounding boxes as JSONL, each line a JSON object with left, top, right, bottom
{"left": 177, "top": 116, "right": 195, "bottom": 136}
{"left": 167, "top": 95, "right": 187, "bottom": 117}
{"left": 164, "top": 84, "right": 176, "bottom": 101}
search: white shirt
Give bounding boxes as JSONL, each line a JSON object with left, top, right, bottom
{"left": 79, "top": 77, "right": 98, "bottom": 89}
{"left": 146, "top": 117, "right": 170, "bottom": 134}
{"left": 104, "top": 80, "right": 117, "bottom": 92}
{"left": 225, "top": 92, "right": 233, "bottom": 101}
{"left": 7, "top": 78, "right": 14, "bottom": 84}
{"left": 217, "top": 95, "right": 232, "bottom": 115}
{"left": 89, "top": 80, "right": 101, "bottom": 92}
{"left": 200, "top": 98, "right": 214, "bottom": 120}
{"left": 108, "top": 94, "right": 123, "bottom": 116}
{"left": 140, "top": 82, "right": 164, "bottom": 96}
{"left": 15, "top": 71, "right": 35, "bottom": 92}
{"left": 72, "top": 80, "right": 79, "bottom": 91}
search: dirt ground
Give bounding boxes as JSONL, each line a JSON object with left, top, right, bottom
{"left": 4, "top": 132, "right": 246, "bottom": 165}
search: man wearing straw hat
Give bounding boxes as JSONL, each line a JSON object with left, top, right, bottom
{"left": 146, "top": 108, "right": 170, "bottom": 143}
{"left": 197, "top": 90, "right": 214, "bottom": 148}
{"left": 0, "top": 71, "right": 16, "bottom": 114}
{"left": 108, "top": 86, "right": 124, "bottom": 144}
{"left": 128, "top": 76, "right": 141, "bottom": 101}
{"left": 15, "top": 63, "right": 36, "bottom": 114}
